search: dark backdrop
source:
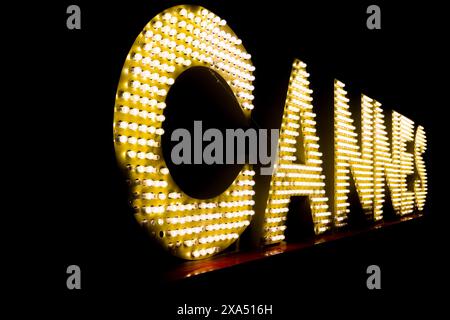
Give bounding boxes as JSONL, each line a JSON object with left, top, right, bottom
{"left": 17, "top": 0, "right": 449, "bottom": 316}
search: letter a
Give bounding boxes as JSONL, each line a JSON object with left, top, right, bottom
{"left": 66, "top": 5, "right": 81, "bottom": 30}
{"left": 262, "top": 59, "right": 331, "bottom": 244}
{"left": 366, "top": 265, "right": 381, "bottom": 289}
{"left": 366, "top": 5, "right": 381, "bottom": 30}
{"left": 66, "top": 265, "right": 81, "bottom": 290}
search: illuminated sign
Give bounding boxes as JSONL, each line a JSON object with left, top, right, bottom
{"left": 113, "top": 5, "right": 428, "bottom": 260}
{"left": 263, "top": 60, "right": 331, "bottom": 244}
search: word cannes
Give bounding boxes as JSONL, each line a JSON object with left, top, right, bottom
{"left": 113, "top": 5, "right": 427, "bottom": 260}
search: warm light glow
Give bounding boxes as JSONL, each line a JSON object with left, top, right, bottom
{"left": 392, "top": 111, "right": 415, "bottom": 214}
{"left": 113, "top": 5, "right": 429, "bottom": 261}
{"left": 372, "top": 107, "right": 415, "bottom": 216}
{"left": 334, "top": 81, "right": 375, "bottom": 226}
{"left": 113, "top": 5, "right": 256, "bottom": 260}
{"left": 414, "top": 126, "right": 427, "bottom": 211}
{"left": 262, "top": 59, "right": 331, "bottom": 245}
{"left": 334, "top": 81, "right": 423, "bottom": 224}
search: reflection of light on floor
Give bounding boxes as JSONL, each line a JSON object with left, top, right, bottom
{"left": 166, "top": 213, "right": 424, "bottom": 281}
{"left": 264, "top": 245, "right": 286, "bottom": 257}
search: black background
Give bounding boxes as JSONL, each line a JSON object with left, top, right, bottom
{"left": 14, "top": 0, "right": 449, "bottom": 317}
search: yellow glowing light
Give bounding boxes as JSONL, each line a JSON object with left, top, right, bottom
{"left": 392, "top": 111, "right": 415, "bottom": 214}
{"left": 113, "top": 5, "right": 256, "bottom": 260}
{"left": 334, "top": 81, "right": 375, "bottom": 226}
{"left": 372, "top": 107, "right": 415, "bottom": 216}
{"left": 334, "top": 81, "right": 422, "bottom": 223}
{"left": 262, "top": 59, "right": 332, "bottom": 245}
{"left": 414, "top": 126, "right": 427, "bottom": 211}
{"left": 113, "top": 6, "right": 429, "bottom": 261}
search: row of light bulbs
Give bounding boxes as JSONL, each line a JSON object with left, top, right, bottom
{"left": 334, "top": 81, "right": 375, "bottom": 226}
{"left": 263, "top": 60, "right": 332, "bottom": 243}
{"left": 414, "top": 126, "right": 427, "bottom": 211}
{"left": 117, "top": 4, "right": 257, "bottom": 260}
{"left": 334, "top": 81, "right": 427, "bottom": 223}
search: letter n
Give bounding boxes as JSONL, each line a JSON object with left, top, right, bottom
{"left": 334, "top": 81, "right": 375, "bottom": 226}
